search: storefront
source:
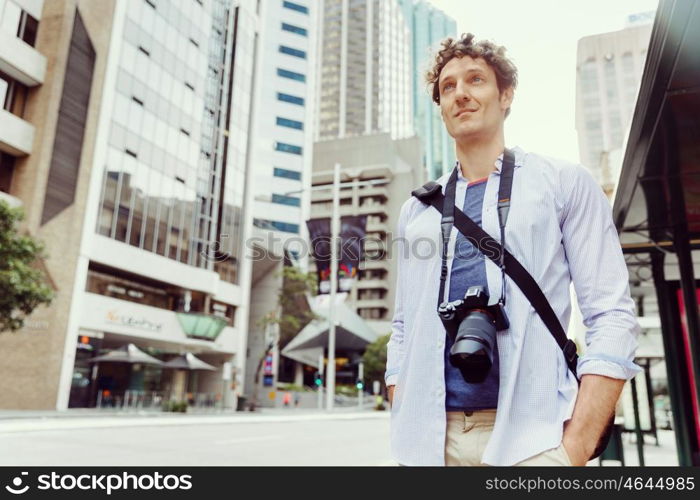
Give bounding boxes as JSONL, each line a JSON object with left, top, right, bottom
{"left": 613, "top": 0, "right": 700, "bottom": 465}
{"left": 68, "top": 291, "right": 238, "bottom": 410}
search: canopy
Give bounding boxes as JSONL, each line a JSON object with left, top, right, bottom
{"left": 162, "top": 352, "right": 216, "bottom": 371}
{"left": 89, "top": 343, "right": 163, "bottom": 365}
{"left": 282, "top": 294, "right": 379, "bottom": 357}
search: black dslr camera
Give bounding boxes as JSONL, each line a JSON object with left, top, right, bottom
{"left": 437, "top": 286, "right": 509, "bottom": 383}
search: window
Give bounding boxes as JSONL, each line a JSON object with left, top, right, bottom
{"left": 0, "top": 70, "right": 27, "bottom": 117}
{"left": 277, "top": 68, "right": 305, "bottom": 83}
{"left": 283, "top": 1, "right": 308, "bottom": 14}
{"left": 0, "top": 75, "right": 8, "bottom": 110}
{"left": 0, "top": 151, "right": 15, "bottom": 193}
{"left": 275, "top": 142, "right": 302, "bottom": 155}
{"left": 0, "top": 0, "right": 35, "bottom": 44}
{"left": 273, "top": 167, "right": 301, "bottom": 180}
{"left": 281, "top": 22, "right": 307, "bottom": 36}
{"left": 279, "top": 45, "right": 306, "bottom": 59}
{"left": 276, "top": 117, "right": 303, "bottom": 130}
{"left": 18, "top": 11, "right": 38, "bottom": 46}
{"left": 277, "top": 92, "right": 304, "bottom": 106}
{"left": 272, "top": 193, "right": 301, "bottom": 207}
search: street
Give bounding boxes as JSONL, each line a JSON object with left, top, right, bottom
{"left": 0, "top": 412, "right": 393, "bottom": 467}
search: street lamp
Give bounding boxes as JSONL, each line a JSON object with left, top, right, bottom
{"left": 254, "top": 169, "right": 389, "bottom": 411}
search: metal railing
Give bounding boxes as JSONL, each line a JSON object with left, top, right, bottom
{"left": 95, "top": 390, "right": 223, "bottom": 413}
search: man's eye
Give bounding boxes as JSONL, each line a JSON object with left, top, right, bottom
{"left": 443, "top": 82, "right": 454, "bottom": 92}
{"left": 472, "top": 76, "right": 483, "bottom": 83}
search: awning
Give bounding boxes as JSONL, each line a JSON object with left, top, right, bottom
{"left": 282, "top": 294, "right": 379, "bottom": 357}
{"left": 176, "top": 313, "right": 227, "bottom": 341}
{"left": 162, "top": 353, "right": 216, "bottom": 371}
{"left": 89, "top": 343, "right": 163, "bottom": 365}
{"left": 613, "top": 0, "right": 700, "bottom": 466}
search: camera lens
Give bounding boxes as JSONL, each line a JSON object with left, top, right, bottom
{"left": 449, "top": 310, "right": 496, "bottom": 383}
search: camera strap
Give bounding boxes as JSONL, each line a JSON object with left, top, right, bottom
{"left": 410, "top": 155, "right": 621, "bottom": 460}
{"left": 438, "top": 149, "right": 514, "bottom": 310}
{"left": 412, "top": 150, "right": 579, "bottom": 380}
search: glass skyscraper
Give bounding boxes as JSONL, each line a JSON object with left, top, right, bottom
{"left": 316, "top": 0, "right": 414, "bottom": 141}
{"left": 399, "top": 0, "right": 457, "bottom": 180}
{"left": 96, "top": 0, "right": 252, "bottom": 283}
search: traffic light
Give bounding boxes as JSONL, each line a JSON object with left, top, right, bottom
{"left": 355, "top": 379, "right": 364, "bottom": 391}
{"left": 314, "top": 371, "right": 322, "bottom": 387}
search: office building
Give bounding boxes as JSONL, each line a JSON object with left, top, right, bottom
{"left": 310, "top": 132, "right": 425, "bottom": 335}
{"left": 400, "top": 0, "right": 457, "bottom": 180}
{"left": 243, "top": 0, "right": 318, "bottom": 406}
{"left": 315, "top": 0, "right": 413, "bottom": 141}
{"left": 575, "top": 15, "right": 653, "bottom": 194}
{"left": 0, "top": 0, "right": 259, "bottom": 410}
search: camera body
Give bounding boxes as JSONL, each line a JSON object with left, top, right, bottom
{"left": 437, "top": 286, "right": 509, "bottom": 383}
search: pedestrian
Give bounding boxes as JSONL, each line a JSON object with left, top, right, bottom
{"left": 282, "top": 391, "right": 291, "bottom": 408}
{"left": 385, "top": 33, "right": 641, "bottom": 467}
{"left": 293, "top": 392, "right": 300, "bottom": 408}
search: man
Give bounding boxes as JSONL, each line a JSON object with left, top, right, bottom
{"left": 384, "top": 33, "right": 640, "bottom": 466}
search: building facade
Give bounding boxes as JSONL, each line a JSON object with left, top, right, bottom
{"left": 315, "top": 0, "right": 413, "bottom": 141}
{"left": 242, "top": 0, "right": 318, "bottom": 407}
{"left": 0, "top": 0, "right": 260, "bottom": 410}
{"left": 400, "top": 0, "right": 457, "bottom": 181}
{"left": 575, "top": 16, "right": 653, "bottom": 195}
{"left": 249, "top": 0, "right": 316, "bottom": 250}
{"left": 310, "top": 132, "right": 424, "bottom": 335}
{"left": 1, "top": 0, "right": 115, "bottom": 410}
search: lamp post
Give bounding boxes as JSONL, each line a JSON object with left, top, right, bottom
{"left": 325, "top": 163, "right": 340, "bottom": 411}
{"left": 258, "top": 173, "right": 390, "bottom": 411}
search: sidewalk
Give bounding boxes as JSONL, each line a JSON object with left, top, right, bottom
{"left": 607, "top": 430, "right": 679, "bottom": 466}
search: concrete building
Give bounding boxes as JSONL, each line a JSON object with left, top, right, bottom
{"left": 0, "top": 0, "right": 113, "bottom": 410}
{"left": 400, "top": 0, "right": 457, "bottom": 180}
{"left": 315, "top": 0, "right": 413, "bottom": 141}
{"left": 249, "top": 0, "right": 316, "bottom": 250}
{"left": 0, "top": 0, "right": 259, "bottom": 410}
{"left": 575, "top": 15, "right": 653, "bottom": 195}
{"left": 310, "top": 132, "right": 425, "bottom": 336}
{"left": 243, "top": 0, "right": 318, "bottom": 407}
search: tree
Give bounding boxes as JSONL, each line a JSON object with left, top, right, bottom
{"left": 248, "top": 265, "right": 319, "bottom": 410}
{"left": 274, "top": 265, "right": 318, "bottom": 349}
{"left": 362, "top": 333, "right": 390, "bottom": 393}
{"left": 0, "top": 201, "right": 54, "bottom": 332}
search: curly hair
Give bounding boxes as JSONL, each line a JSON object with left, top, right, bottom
{"left": 426, "top": 33, "right": 518, "bottom": 114}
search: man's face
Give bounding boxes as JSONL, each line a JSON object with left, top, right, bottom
{"left": 438, "top": 56, "right": 513, "bottom": 142}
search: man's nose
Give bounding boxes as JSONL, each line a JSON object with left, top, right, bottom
{"left": 455, "top": 81, "right": 471, "bottom": 102}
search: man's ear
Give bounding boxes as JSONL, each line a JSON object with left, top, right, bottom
{"left": 501, "top": 86, "right": 514, "bottom": 112}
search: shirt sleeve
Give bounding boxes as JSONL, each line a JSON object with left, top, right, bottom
{"left": 385, "top": 199, "right": 412, "bottom": 386}
{"left": 560, "top": 164, "right": 642, "bottom": 380}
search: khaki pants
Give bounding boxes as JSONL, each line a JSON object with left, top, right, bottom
{"left": 445, "top": 410, "right": 572, "bottom": 466}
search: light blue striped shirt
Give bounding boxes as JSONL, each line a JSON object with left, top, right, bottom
{"left": 385, "top": 146, "right": 641, "bottom": 466}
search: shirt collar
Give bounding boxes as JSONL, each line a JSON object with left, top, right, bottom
{"left": 455, "top": 146, "right": 526, "bottom": 182}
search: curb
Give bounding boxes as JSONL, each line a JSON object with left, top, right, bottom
{"left": 0, "top": 411, "right": 390, "bottom": 434}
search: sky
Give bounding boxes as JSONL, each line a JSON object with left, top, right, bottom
{"left": 425, "top": 0, "right": 660, "bottom": 164}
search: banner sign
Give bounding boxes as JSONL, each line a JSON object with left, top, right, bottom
{"left": 306, "top": 216, "right": 367, "bottom": 294}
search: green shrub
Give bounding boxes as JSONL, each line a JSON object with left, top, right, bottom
{"left": 162, "top": 401, "right": 188, "bottom": 413}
